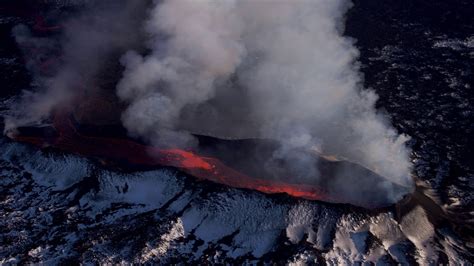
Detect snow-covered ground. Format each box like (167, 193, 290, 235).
(0, 139, 471, 264)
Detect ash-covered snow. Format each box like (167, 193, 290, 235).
(1, 141, 91, 189)
(0, 139, 472, 264)
(1, 0, 473, 264)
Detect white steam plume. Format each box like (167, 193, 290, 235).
(3, 0, 413, 200)
(117, 0, 413, 190)
(117, 0, 246, 146)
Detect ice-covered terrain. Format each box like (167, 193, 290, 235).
(0, 139, 471, 264)
(1, 0, 473, 264)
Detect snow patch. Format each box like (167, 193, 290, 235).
(0, 141, 90, 189)
(400, 205, 436, 264)
(140, 218, 185, 261)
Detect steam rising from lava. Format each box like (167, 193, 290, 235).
(5, 0, 414, 202)
(117, 0, 413, 190)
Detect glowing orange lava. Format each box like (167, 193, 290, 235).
(12, 112, 332, 202)
(160, 149, 213, 170)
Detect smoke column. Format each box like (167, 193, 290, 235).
(117, 0, 413, 194)
(4, 0, 414, 202)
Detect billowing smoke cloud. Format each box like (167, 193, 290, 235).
(5, 0, 413, 202)
(117, 0, 413, 190)
(117, 0, 247, 147)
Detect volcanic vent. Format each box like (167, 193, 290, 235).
(11, 101, 410, 209)
(5, 0, 414, 210)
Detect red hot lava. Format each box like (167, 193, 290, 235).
(10, 111, 409, 209)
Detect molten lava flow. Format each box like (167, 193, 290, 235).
(12, 111, 335, 203)
(12, 111, 408, 209)
(159, 149, 213, 170)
